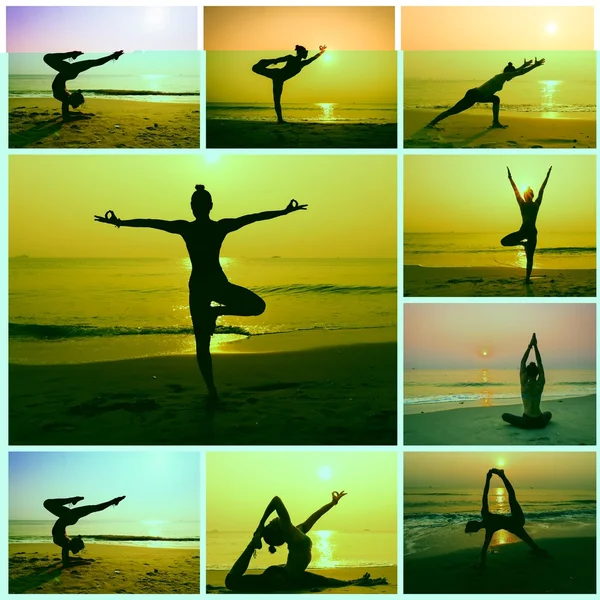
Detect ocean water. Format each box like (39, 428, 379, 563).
(404, 79, 596, 114)
(9, 257, 397, 364)
(9, 73, 199, 103)
(207, 102, 397, 123)
(9, 519, 200, 549)
(404, 488, 596, 557)
(404, 232, 596, 270)
(207, 530, 397, 571)
(404, 369, 596, 414)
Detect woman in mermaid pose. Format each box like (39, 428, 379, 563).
(465, 469, 549, 568)
(252, 45, 327, 123)
(43, 50, 124, 120)
(224, 493, 387, 592)
(502, 333, 551, 429)
(43, 495, 126, 564)
(501, 166, 552, 284)
(94, 185, 307, 401)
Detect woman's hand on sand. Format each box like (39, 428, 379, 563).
(332, 491, 347, 505)
(94, 210, 121, 227)
(319, 45, 327, 54)
(285, 199, 308, 213)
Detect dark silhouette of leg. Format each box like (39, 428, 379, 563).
(501, 230, 526, 246)
(512, 527, 550, 556)
(481, 471, 492, 518)
(489, 95, 504, 127)
(43, 498, 80, 518)
(273, 80, 285, 123)
(70, 52, 123, 76)
(524, 238, 537, 283)
(297, 571, 387, 590)
(71, 496, 125, 519)
(189, 290, 219, 398)
(43, 53, 78, 72)
(427, 91, 478, 127)
(213, 283, 266, 318)
(194, 332, 218, 399)
(225, 538, 277, 592)
(495, 471, 525, 525)
(251, 59, 279, 78)
(502, 412, 551, 429)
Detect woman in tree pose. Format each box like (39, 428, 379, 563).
(501, 166, 552, 283)
(95, 185, 307, 401)
(465, 469, 549, 568)
(251, 45, 327, 123)
(43, 50, 124, 120)
(224, 492, 387, 592)
(43, 495, 126, 564)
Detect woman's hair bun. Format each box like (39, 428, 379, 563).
(195, 184, 205, 191)
(268, 545, 277, 554)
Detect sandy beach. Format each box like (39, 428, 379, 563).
(207, 566, 397, 594)
(9, 330, 397, 446)
(9, 543, 199, 594)
(404, 395, 596, 446)
(9, 98, 200, 149)
(207, 120, 397, 148)
(404, 109, 596, 149)
(404, 265, 596, 297)
(404, 536, 596, 594)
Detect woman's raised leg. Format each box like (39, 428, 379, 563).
(70, 51, 123, 76)
(500, 230, 526, 246)
(71, 496, 125, 519)
(43, 497, 82, 517)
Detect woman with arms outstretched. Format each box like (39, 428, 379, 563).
(465, 469, 548, 568)
(94, 185, 307, 401)
(224, 493, 387, 592)
(427, 58, 545, 129)
(252, 45, 327, 123)
(501, 166, 552, 284)
(43, 50, 124, 120)
(44, 495, 126, 564)
(502, 333, 551, 429)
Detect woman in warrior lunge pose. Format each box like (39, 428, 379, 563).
(224, 493, 387, 592)
(43, 495, 126, 564)
(502, 333, 552, 430)
(427, 57, 545, 129)
(43, 50, 124, 120)
(501, 166, 552, 284)
(465, 469, 549, 568)
(94, 185, 307, 401)
(251, 45, 327, 123)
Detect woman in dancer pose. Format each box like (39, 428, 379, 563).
(43, 495, 126, 564)
(43, 50, 124, 120)
(251, 45, 327, 123)
(501, 166, 552, 283)
(224, 492, 387, 592)
(94, 185, 307, 401)
(465, 469, 549, 568)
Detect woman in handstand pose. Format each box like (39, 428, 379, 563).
(427, 57, 545, 129)
(94, 185, 307, 401)
(43, 495, 126, 564)
(501, 166, 552, 283)
(502, 333, 552, 429)
(224, 493, 387, 592)
(43, 50, 124, 120)
(252, 45, 327, 123)
(465, 469, 549, 568)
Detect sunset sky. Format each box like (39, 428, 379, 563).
(204, 7, 394, 51)
(9, 155, 396, 259)
(402, 7, 594, 51)
(405, 452, 596, 490)
(207, 452, 397, 532)
(9, 452, 200, 522)
(404, 155, 595, 233)
(404, 304, 596, 370)
(207, 51, 397, 104)
(6, 6, 198, 52)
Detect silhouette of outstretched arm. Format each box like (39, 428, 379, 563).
(222, 199, 307, 233)
(520, 335, 534, 384)
(505, 57, 545, 80)
(299, 491, 346, 533)
(301, 46, 326, 68)
(536, 167, 552, 206)
(94, 212, 186, 234)
(254, 496, 296, 538)
(532, 334, 545, 386)
(507, 167, 523, 203)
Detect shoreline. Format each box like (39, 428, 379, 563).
(404, 394, 596, 445)
(9, 543, 200, 594)
(404, 265, 596, 297)
(403, 108, 596, 148)
(9, 97, 200, 148)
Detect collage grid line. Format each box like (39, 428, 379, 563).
(3, 0, 600, 598)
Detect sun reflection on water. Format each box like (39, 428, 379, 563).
(312, 530, 337, 569)
(316, 103, 336, 121)
(539, 80, 561, 111)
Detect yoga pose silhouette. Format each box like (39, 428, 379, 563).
(465, 469, 549, 568)
(501, 166, 552, 283)
(427, 58, 545, 128)
(252, 45, 327, 123)
(502, 333, 551, 429)
(94, 186, 307, 401)
(43, 51, 124, 120)
(43, 495, 126, 564)
(224, 493, 387, 592)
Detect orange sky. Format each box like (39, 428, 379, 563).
(402, 7, 594, 50)
(205, 7, 394, 51)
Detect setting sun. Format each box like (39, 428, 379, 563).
(546, 22, 558, 35)
(318, 465, 333, 481)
